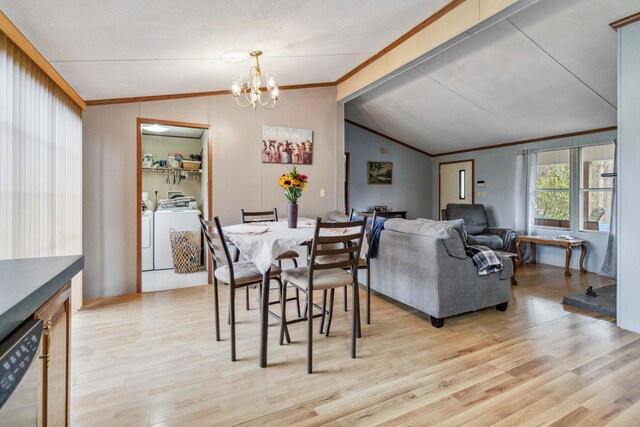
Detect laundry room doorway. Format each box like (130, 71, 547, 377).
(136, 118, 213, 293)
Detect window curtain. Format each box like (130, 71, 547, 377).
(600, 141, 617, 278)
(0, 33, 83, 306)
(514, 150, 536, 262)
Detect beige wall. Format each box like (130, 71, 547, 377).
(83, 86, 339, 299)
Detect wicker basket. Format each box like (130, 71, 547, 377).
(169, 229, 201, 274)
(182, 160, 201, 170)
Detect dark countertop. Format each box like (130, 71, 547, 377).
(0, 255, 84, 342)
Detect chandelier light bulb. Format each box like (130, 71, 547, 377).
(266, 72, 276, 89)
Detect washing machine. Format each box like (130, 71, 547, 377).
(153, 209, 202, 270)
(142, 210, 154, 271)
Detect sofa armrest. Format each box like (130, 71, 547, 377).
(485, 227, 516, 252)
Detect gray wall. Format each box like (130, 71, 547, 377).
(431, 129, 617, 273)
(345, 123, 432, 219)
(83, 87, 339, 299)
(618, 22, 640, 333)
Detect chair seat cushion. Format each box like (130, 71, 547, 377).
(282, 267, 354, 290)
(315, 254, 367, 268)
(215, 261, 281, 286)
(276, 250, 300, 261)
(467, 234, 503, 250)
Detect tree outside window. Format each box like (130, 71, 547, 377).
(535, 149, 570, 228)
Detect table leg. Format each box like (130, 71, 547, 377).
(516, 240, 523, 267)
(259, 267, 271, 368)
(579, 243, 587, 273)
(564, 246, 572, 277)
(531, 243, 537, 264)
(511, 257, 518, 286)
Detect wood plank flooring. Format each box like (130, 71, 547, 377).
(70, 264, 640, 426)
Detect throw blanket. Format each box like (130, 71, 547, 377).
(353, 215, 386, 259)
(466, 245, 503, 276)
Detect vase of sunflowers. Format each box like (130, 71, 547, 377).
(278, 166, 308, 228)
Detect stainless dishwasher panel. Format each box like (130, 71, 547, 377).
(0, 319, 44, 427)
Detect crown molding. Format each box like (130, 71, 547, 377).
(610, 12, 640, 29)
(0, 11, 86, 110)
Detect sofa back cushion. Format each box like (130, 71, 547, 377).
(384, 219, 467, 259)
(418, 218, 468, 247)
(445, 204, 488, 235)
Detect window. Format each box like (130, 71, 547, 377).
(458, 170, 466, 199)
(535, 149, 570, 229)
(532, 143, 614, 232)
(580, 144, 614, 232)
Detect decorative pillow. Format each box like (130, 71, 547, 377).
(385, 219, 467, 259)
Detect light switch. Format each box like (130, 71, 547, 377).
(477, 191, 486, 198)
(320, 189, 326, 197)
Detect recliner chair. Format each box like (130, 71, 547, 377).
(442, 204, 515, 252)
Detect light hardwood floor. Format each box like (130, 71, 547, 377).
(71, 264, 640, 426)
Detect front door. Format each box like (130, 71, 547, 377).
(439, 160, 474, 219)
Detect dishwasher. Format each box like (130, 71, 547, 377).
(0, 319, 44, 426)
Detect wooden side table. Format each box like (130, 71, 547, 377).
(499, 252, 519, 285)
(515, 236, 586, 277)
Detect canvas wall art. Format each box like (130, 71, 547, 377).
(262, 125, 313, 164)
(368, 161, 393, 184)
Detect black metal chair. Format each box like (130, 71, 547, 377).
(280, 217, 366, 373)
(202, 216, 284, 361)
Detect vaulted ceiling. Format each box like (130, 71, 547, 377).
(345, 0, 636, 155)
(0, 0, 451, 100)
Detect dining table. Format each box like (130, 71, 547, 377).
(223, 217, 320, 368)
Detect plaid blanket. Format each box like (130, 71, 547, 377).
(466, 245, 503, 276)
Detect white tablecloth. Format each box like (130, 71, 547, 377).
(223, 218, 318, 273)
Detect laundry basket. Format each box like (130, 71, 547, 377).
(169, 229, 201, 273)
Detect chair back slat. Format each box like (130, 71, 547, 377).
(308, 218, 366, 274)
(203, 217, 234, 272)
(241, 208, 278, 223)
(316, 232, 363, 245)
(316, 246, 358, 256)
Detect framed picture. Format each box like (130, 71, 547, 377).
(368, 161, 393, 184)
(262, 125, 313, 164)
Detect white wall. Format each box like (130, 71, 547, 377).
(617, 22, 640, 333)
(83, 87, 339, 299)
(431, 129, 617, 273)
(345, 123, 432, 218)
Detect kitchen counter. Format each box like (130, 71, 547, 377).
(0, 255, 84, 342)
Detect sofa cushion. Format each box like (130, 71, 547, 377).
(467, 234, 503, 250)
(418, 218, 468, 247)
(384, 219, 466, 259)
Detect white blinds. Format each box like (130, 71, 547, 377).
(0, 33, 83, 308)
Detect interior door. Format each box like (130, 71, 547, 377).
(439, 160, 474, 219)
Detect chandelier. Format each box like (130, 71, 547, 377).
(230, 50, 279, 110)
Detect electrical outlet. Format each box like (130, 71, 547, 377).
(320, 189, 326, 197)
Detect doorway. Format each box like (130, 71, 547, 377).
(439, 160, 474, 219)
(136, 118, 213, 293)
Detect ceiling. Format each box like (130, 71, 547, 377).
(346, 0, 636, 155)
(0, 0, 451, 100)
(141, 124, 205, 139)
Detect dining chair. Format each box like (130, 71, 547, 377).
(203, 216, 284, 361)
(315, 209, 381, 330)
(280, 217, 366, 373)
(241, 208, 302, 316)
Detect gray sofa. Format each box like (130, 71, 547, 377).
(370, 219, 512, 327)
